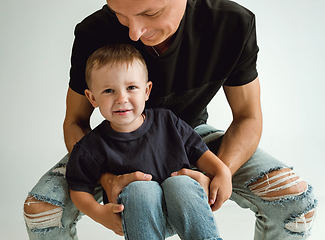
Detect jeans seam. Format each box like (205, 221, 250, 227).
(68, 209, 81, 239)
(232, 189, 267, 240)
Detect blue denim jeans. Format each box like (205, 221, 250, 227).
(117, 176, 221, 240)
(24, 124, 317, 239)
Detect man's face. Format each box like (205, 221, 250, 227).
(107, 0, 187, 46)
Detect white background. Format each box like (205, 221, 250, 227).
(0, 0, 324, 239)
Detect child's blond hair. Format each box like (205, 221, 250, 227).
(85, 44, 148, 88)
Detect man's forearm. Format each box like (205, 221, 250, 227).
(63, 87, 94, 153)
(63, 122, 91, 153)
(217, 116, 262, 175)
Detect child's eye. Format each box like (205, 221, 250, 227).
(127, 86, 137, 90)
(103, 89, 113, 93)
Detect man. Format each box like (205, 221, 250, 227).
(24, 0, 317, 239)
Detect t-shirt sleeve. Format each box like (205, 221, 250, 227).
(69, 27, 101, 95)
(68, 7, 117, 95)
(224, 14, 259, 86)
(66, 143, 102, 194)
(172, 112, 209, 165)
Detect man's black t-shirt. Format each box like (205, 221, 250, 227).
(69, 0, 259, 128)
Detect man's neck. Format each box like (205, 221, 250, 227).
(146, 34, 176, 56)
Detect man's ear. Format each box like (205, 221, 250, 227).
(145, 81, 153, 101)
(84, 89, 98, 108)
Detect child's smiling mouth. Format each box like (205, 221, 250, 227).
(113, 109, 132, 115)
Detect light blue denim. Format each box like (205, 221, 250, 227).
(195, 125, 317, 239)
(117, 176, 221, 240)
(25, 124, 317, 240)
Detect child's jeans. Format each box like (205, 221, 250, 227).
(117, 176, 221, 240)
(24, 124, 317, 240)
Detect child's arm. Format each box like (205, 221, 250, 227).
(70, 190, 124, 236)
(195, 150, 232, 211)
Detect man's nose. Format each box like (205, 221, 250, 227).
(128, 17, 147, 41)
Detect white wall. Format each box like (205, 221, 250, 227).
(0, 0, 324, 239)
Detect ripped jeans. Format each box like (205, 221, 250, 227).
(24, 124, 317, 239)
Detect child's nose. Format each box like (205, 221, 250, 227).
(115, 93, 128, 104)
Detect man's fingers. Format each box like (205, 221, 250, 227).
(171, 168, 206, 181)
(121, 171, 152, 186)
(171, 168, 192, 177)
(211, 195, 228, 212)
(129, 171, 152, 181)
(105, 172, 152, 204)
(111, 204, 124, 213)
(209, 189, 218, 206)
(115, 171, 152, 193)
(171, 168, 211, 198)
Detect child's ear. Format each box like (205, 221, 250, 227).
(85, 89, 98, 108)
(145, 81, 153, 101)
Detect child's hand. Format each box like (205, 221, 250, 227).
(208, 168, 232, 211)
(70, 190, 125, 236)
(194, 150, 233, 211)
(94, 203, 125, 236)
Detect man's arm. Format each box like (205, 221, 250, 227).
(219, 77, 263, 175)
(63, 87, 94, 153)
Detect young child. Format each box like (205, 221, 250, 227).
(66, 44, 232, 239)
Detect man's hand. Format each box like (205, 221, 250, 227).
(171, 168, 211, 201)
(100, 171, 152, 203)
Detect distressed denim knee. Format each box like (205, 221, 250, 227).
(246, 166, 317, 238)
(23, 155, 79, 239)
(232, 148, 318, 239)
(24, 196, 64, 232)
(195, 124, 318, 239)
(24, 154, 103, 239)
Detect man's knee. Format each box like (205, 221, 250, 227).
(284, 208, 316, 236)
(24, 195, 63, 231)
(248, 167, 317, 236)
(248, 168, 308, 201)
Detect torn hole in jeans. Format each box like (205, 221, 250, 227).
(248, 168, 308, 201)
(285, 208, 316, 236)
(24, 207, 63, 230)
(24, 195, 63, 232)
(51, 164, 67, 177)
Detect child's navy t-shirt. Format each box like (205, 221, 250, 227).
(66, 108, 208, 201)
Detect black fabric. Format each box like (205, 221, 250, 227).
(66, 108, 209, 197)
(69, 0, 259, 128)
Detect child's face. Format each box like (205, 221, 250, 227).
(85, 60, 152, 132)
